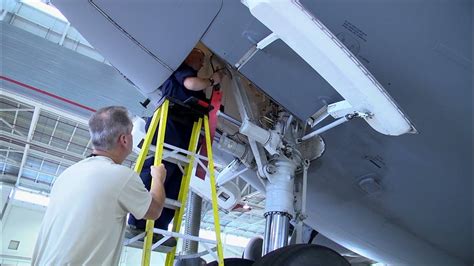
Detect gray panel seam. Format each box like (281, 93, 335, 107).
(200, 0, 224, 41)
(88, 0, 174, 72)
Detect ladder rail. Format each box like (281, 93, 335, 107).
(136, 99, 224, 266)
(204, 115, 224, 266)
(133, 108, 161, 174)
(165, 118, 203, 266)
(142, 100, 170, 266)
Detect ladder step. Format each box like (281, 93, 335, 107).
(124, 240, 174, 254)
(176, 247, 218, 260)
(153, 228, 217, 245)
(123, 229, 217, 254)
(147, 143, 212, 165)
(164, 198, 181, 210)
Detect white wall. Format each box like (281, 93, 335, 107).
(1, 185, 13, 216)
(1, 201, 45, 264)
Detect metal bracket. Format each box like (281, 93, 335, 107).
(235, 33, 279, 70)
(298, 102, 372, 143)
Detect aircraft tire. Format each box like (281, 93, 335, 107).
(253, 244, 350, 266)
(206, 258, 255, 266)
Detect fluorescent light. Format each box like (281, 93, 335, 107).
(13, 189, 50, 207)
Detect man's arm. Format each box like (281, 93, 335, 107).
(183, 71, 224, 91)
(143, 164, 166, 220)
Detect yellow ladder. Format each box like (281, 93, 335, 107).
(132, 99, 224, 266)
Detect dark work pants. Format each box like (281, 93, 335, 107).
(128, 118, 192, 230)
(128, 158, 182, 230)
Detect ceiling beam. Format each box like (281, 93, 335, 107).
(0, 140, 76, 166)
(16, 106, 41, 187)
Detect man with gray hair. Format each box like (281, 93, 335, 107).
(32, 106, 166, 265)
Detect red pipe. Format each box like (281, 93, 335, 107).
(1, 76, 96, 112)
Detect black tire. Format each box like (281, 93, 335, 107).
(253, 244, 350, 266)
(206, 258, 255, 266)
(242, 236, 263, 261)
